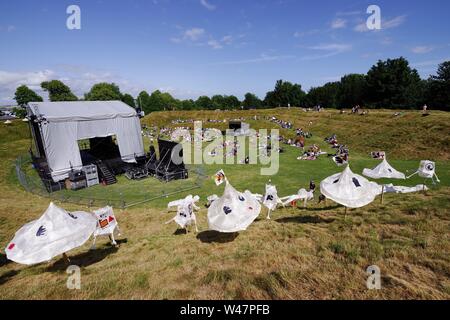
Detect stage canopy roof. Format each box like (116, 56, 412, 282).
(27, 101, 145, 182)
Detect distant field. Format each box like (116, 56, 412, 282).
(143, 108, 450, 161)
(0, 109, 449, 299)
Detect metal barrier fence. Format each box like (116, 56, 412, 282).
(15, 154, 207, 209)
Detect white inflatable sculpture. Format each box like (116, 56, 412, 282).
(280, 189, 314, 207)
(91, 206, 121, 248)
(407, 160, 440, 183)
(206, 194, 219, 208)
(363, 158, 406, 179)
(207, 179, 261, 233)
(320, 165, 381, 208)
(262, 184, 282, 219)
(166, 195, 200, 232)
(382, 184, 428, 194)
(5, 202, 97, 265)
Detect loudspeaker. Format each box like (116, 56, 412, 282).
(155, 139, 188, 181)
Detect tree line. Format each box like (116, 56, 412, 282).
(13, 57, 450, 114)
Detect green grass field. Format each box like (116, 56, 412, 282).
(0, 109, 449, 299)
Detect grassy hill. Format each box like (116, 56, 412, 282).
(0, 109, 449, 299)
(143, 108, 450, 161)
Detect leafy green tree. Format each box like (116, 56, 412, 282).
(148, 90, 164, 111)
(12, 107, 27, 118)
(41, 80, 78, 101)
(150, 90, 177, 111)
(137, 91, 151, 113)
(223, 95, 241, 110)
(366, 57, 422, 109)
(160, 92, 179, 110)
(14, 85, 43, 106)
(211, 95, 225, 110)
(338, 74, 367, 108)
(306, 82, 340, 108)
(264, 80, 306, 107)
(180, 99, 196, 110)
(195, 96, 212, 110)
(426, 61, 450, 111)
(85, 83, 122, 101)
(121, 93, 136, 108)
(243, 92, 262, 109)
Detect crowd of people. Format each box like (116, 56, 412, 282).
(267, 116, 293, 129)
(324, 134, 349, 166)
(298, 144, 326, 161)
(144, 114, 359, 169)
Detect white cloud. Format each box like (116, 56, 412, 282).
(207, 39, 223, 49)
(213, 53, 295, 65)
(307, 43, 352, 52)
(170, 37, 182, 43)
(0, 66, 213, 104)
(383, 15, 407, 29)
(354, 15, 407, 32)
(336, 10, 361, 16)
(221, 35, 233, 44)
(413, 58, 449, 68)
(411, 46, 434, 54)
(331, 18, 347, 29)
(354, 22, 368, 32)
(0, 70, 54, 102)
(184, 27, 205, 41)
(294, 29, 320, 38)
(0, 67, 145, 104)
(301, 43, 352, 60)
(171, 28, 240, 50)
(200, 0, 216, 11)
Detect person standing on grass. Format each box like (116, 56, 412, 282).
(423, 104, 428, 115)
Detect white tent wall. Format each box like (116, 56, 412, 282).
(29, 101, 145, 182)
(41, 121, 81, 181)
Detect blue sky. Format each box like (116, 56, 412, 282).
(0, 0, 449, 104)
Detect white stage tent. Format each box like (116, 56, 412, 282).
(27, 101, 145, 182)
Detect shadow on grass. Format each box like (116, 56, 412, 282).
(276, 215, 335, 224)
(0, 253, 12, 267)
(304, 205, 341, 212)
(46, 245, 120, 272)
(173, 228, 187, 235)
(196, 231, 239, 243)
(0, 270, 19, 285)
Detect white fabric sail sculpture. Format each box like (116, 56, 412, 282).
(263, 184, 281, 211)
(320, 166, 381, 208)
(407, 160, 440, 183)
(206, 194, 219, 208)
(5, 202, 97, 265)
(91, 206, 121, 248)
(262, 184, 282, 219)
(363, 158, 406, 179)
(382, 184, 428, 194)
(207, 181, 261, 233)
(280, 189, 314, 207)
(166, 195, 200, 232)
